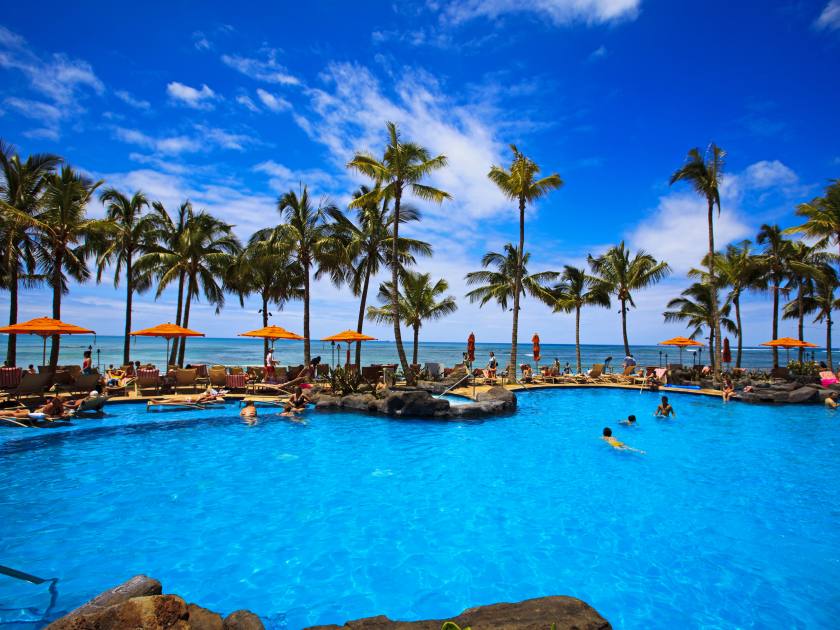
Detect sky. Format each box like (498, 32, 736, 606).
(1, 0, 839, 346)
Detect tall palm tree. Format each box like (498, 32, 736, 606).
(798, 264, 840, 370)
(270, 186, 335, 366)
(347, 122, 451, 385)
(547, 265, 610, 374)
(97, 189, 156, 365)
(787, 179, 840, 258)
(782, 241, 829, 361)
(588, 242, 670, 356)
(328, 185, 431, 370)
(663, 282, 736, 354)
(36, 166, 104, 368)
(226, 232, 305, 358)
(487, 145, 563, 371)
(757, 224, 793, 368)
(367, 271, 457, 366)
(670, 143, 726, 381)
(0, 140, 61, 365)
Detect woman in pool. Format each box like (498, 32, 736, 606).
(655, 396, 676, 418)
(602, 427, 644, 453)
(288, 386, 309, 411)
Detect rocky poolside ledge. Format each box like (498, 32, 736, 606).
(46, 575, 611, 630)
(310, 385, 516, 419)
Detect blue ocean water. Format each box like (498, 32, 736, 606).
(0, 334, 829, 371)
(1, 389, 838, 628)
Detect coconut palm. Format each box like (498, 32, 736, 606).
(756, 224, 793, 368)
(670, 143, 726, 381)
(546, 265, 610, 374)
(797, 265, 840, 370)
(787, 179, 840, 258)
(36, 166, 104, 368)
(663, 282, 736, 354)
(588, 242, 670, 356)
(0, 140, 61, 365)
(782, 241, 830, 360)
(347, 122, 451, 385)
(97, 189, 157, 365)
(226, 232, 305, 358)
(328, 185, 431, 370)
(487, 145, 563, 371)
(367, 271, 457, 366)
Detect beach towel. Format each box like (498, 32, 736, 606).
(819, 370, 837, 387)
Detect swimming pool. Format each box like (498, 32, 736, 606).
(1, 390, 838, 628)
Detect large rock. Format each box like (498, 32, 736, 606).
(340, 393, 378, 412)
(303, 595, 610, 630)
(788, 386, 819, 403)
(188, 604, 224, 630)
(48, 595, 190, 630)
(48, 574, 162, 623)
(223, 610, 265, 630)
(314, 394, 342, 410)
(476, 386, 517, 409)
(374, 389, 451, 417)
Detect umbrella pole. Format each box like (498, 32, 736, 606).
(42, 337, 46, 367)
(165, 338, 170, 372)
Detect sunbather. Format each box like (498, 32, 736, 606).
(64, 390, 101, 411)
(150, 386, 224, 406)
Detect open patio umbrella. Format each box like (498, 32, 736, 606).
(467, 332, 475, 363)
(322, 330, 377, 367)
(659, 336, 704, 366)
(130, 323, 204, 370)
(761, 337, 818, 364)
(239, 325, 304, 341)
(0, 317, 96, 365)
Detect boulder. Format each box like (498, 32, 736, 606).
(223, 610, 265, 630)
(375, 389, 450, 417)
(314, 395, 342, 410)
(775, 382, 800, 392)
(476, 386, 517, 409)
(416, 380, 447, 394)
(48, 574, 162, 623)
(340, 393, 378, 412)
(188, 604, 225, 630)
(48, 595, 190, 630)
(303, 595, 610, 630)
(788, 386, 819, 403)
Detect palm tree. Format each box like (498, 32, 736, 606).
(670, 143, 726, 381)
(783, 241, 829, 361)
(269, 186, 335, 367)
(367, 271, 457, 365)
(226, 232, 304, 358)
(757, 224, 793, 368)
(547, 265, 610, 374)
(798, 265, 840, 370)
(663, 282, 736, 354)
(0, 140, 61, 365)
(97, 189, 156, 365)
(36, 166, 104, 368)
(487, 145, 563, 371)
(588, 242, 670, 356)
(328, 185, 431, 370)
(787, 179, 840, 258)
(347, 122, 451, 385)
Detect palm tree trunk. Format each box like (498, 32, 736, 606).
(178, 276, 194, 368)
(709, 328, 716, 370)
(621, 299, 630, 356)
(355, 263, 372, 371)
(827, 308, 833, 372)
(412, 324, 420, 366)
(48, 251, 63, 370)
(575, 305, 582, 374)
(391, 187, 411, 384)
(797, 284, 805, 362)
(771, 283, 780, 368)
(707, 198, 722, 383)
(5, 263, 18, 366)
(262, 294, 269, 359)
(303, 258, 311, 367)
(734, 294, 743, 368)
(170, 271, 185, 366)
(123, 254, 133, 366)
(510, 196, 525, 378)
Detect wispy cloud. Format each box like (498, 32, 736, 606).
(253, 160, 336, 194)
(115, 89, 151, 110)
(256, 88, 291, 112)
(112, 124, 256, 155)
(221, 48, 300, 85)
(236, 94, 260, 112)
(439, 0, 641, 26)
(166, 81, 217, 110)
(815, 1, 840, 30)
(588, 45, 608, 61)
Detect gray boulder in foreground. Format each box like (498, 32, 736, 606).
(303, 595, 611, 630)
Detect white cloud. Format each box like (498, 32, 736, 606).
(113, 124, 255, 154)
(23, 127, 60, 141)
(815, 1, 840, 30)
(256, 88, 291, 112)
(195, 125, 255, 151)
(4, 97, 62, 123)
(588, 45, 608, 61)
(253, 160, 336, 194)
(236, 94, 259, 112)
(221, 49, 300, 85)
(166, 81, 217, 109)
(441, 0, 641, 26)
(743, 160, 798, 189)
(115, 90, 151, 110)
(193, 31, 211, 50)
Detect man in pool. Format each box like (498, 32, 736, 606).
(825, 392, 839, 409)
(602, 427, 644, 453)
(619, 414, 637, 426)
(655, 396, 676, 418)
(240, 400, 257, 419)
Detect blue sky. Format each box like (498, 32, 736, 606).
(1, 0, 839, 345)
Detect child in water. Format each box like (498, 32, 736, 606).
(602, 427, 645, 453)
(655, 396, 676, 418)
(619, 414, 637, 426)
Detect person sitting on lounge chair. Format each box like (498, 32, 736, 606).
(64, 390, 101, 411)
(36, 396, 68, 419)
(563, 362, 572, 375)
(520, 364, 533, 383)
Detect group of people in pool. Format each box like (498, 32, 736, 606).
(239, 386, 311, 425)
(601, 395, 677, 454)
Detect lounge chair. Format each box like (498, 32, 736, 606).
(225, 373, 248, 391)
(175, 368, 198, 393)
(424, 362, 442, 380)
(135, 368, 161, 396)
(316, 364, 329, 380)
(770, 366, 790, 380)
(194, 364, 210, 387)
(361, 365, 380, 382)
(58, 371, 101, 395)
(5, 372, 52, 401)
(586, 364, 604, 381)
(209, 366, 227, 388)
(0, 367, 22, 389)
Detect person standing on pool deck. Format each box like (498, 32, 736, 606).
(487, 352, 498, 378)
(602, 427, 645, 453)
(265, 347, 276, 382)
(655, 396, 676, 418)
(623, 353, 636, 370)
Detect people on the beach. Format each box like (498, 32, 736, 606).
(604, 356, 613, 373)
(602, 427, 644, 453)
(825, 392, 839, 409)
(563, 361, 572, 375)
(82, 349, 94, 375)
(487, 352, 498, 378)
(722, 376, 735, 403)
(520, 364, 533, 383)
(623, 354, 637, 370)
(619, 414, 637, 426)
(655, 395, 676, 418)
(265, 348, 276, 381)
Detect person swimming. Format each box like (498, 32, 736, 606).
(825, 392, 839, 409)
(655, 396, 676, 418)
(240, 400, 257, 418)
(602, 427, 644, 453)
(619, 414, 637, 426)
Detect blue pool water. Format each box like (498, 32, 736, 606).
(1, 390, 839, 629)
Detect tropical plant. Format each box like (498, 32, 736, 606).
(367, 271, 457, 366)
(787, 179, 840, 257)
(782, 241, 828, 360)
(797, 264, 840, 370)
(97, 189, 156, 365)
(36, 166, 104, 368)
(588, 242, 670, 356)
(487, 145, 563, 371)
(670, 143, 726, 381)
(0, 140, 61, 365)
(756, 224, 793, 368)
(347, 122, 451, 385)
(663, 282, 736, 362)
(329, 185, 431, 369)
(547, 265, 610, 373)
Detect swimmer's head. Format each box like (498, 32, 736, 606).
(661, 396, 669, 404)
(603, 427, 612, 437)
(628, 415, 636, 423)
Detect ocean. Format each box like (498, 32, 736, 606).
(0, 335, 830, 371)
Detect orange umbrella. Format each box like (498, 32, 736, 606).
(239, 325, 304, 341)
(467, 332, 475, 363)
(532, 333, 541, 364)
(131, 323, 204, 369)
(0, 317, 95, 365)
(659, 336, 704, 365)
(761, 337, 818, 363)
(322, 330, 377, 367)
